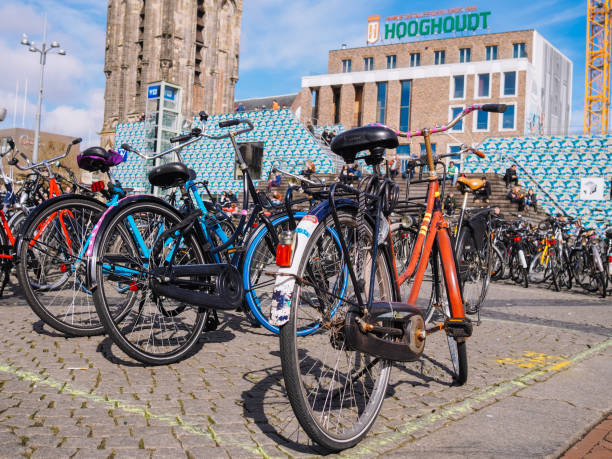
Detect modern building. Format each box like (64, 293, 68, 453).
(296, 29, 572, 166)
(101, 0, 243, 149)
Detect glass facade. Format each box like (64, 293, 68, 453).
(450, 107, 463, 131)
(376, 82, 387, 123)
(399, 80, 411, 131)
(476, 110, 489, 130)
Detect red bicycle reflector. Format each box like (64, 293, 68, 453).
(252, 222, 259, 228)
(60, 264, 67, 273)
(513, 236, 522, 242)
(608, 255, 612, 263)
(264, 211, 271, 217)
(549, 239, 557, 245)
(91, 180, 105, 192)
(129, 282, 138, 292)
(276, 230, 294, 267)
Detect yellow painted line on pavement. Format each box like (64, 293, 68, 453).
(0, 365, 266, 457)
(496, 351, 570, 369)
(351, 338, 612, 456)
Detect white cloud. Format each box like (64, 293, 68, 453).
(43, 89, 104, 147)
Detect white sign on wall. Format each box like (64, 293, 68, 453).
(579, 176, 605, 201)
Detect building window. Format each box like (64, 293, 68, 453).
(434, 50, 445, 65)
(410, 52, 420, 67)
(364, 57, 373, 71)
(459, 48, 471, 63)
(485, 45, 498, 60)
(475, 110, 489, 131)
(513, 43, 527, 58)
(311, 88, 319, 125)
(503, 71, 517, 96)
(399, 80, 411, 131)
(376, 82, 387, 124)
(452, 75, 465, 99)
(477, 73, 490, 98)
(420, 143, 436, 155)
(397, 145, 411, 173)
(332, 87, 341, 124)
(342, 59, 351, 73)
(450, 106, 464, 131)
(386, 55, 396, 69)
(448, 144, 462, 170)
(501, 104, 516, 130)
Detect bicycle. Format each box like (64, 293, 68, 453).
(273, 103, 507, 451)
(85, 115, 319, 364)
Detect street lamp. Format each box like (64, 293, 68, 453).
(20, 32, 66, 163)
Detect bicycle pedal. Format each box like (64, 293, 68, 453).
(444, 317, 473, 338)
(227, 246, 246, 254)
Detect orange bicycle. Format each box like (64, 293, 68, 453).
(272, 103, 507, 451)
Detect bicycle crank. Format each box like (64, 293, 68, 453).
(150, 263, 243, 311)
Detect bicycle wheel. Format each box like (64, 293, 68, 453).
(90, 198, 208, 365)
(8, 210, 26, 237)
(279, 211, 393, 451)
(490, 243, 505, 281)
(510, 249, 529, 288)
(528, 250, 551, 285)
(17, 196, 107, 336)
(243, 212, 313, 333)
(456, 226, 490, 314)
(430, 241, 468, 385)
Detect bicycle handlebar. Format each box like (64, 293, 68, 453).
(122, 118, 254, 161)
(11, 137, 82, 171)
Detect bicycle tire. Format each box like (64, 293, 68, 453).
(16, 196, 108, 336)
(510, 249, 529, 288)
(89, 197, 208, 365)
(279, 210, 392, 451)
(455, 226, 489, 314)
(490, 243, 505, 281)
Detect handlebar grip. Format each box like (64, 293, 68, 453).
(121, 143, 132, 151)
(481, 104, 507, 113)
(7, 158, 17, 166)
(472, 148, 485, 158)
(71, 137, 83, 145)
(218, 119, 241, 128)
(20, 152, 28, 160)
(169, 134, 192, 144)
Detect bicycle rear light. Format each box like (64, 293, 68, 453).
(513, 236, 522, 242)
(91, 180, 105, 192)
(276, 230, 294, 267)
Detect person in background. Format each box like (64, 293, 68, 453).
(348, 163, 362, 180)
(266, 169, 282, 192)
(306, 120, 315, 135)
(504, 164, 519, 188)
(388, 154, 399, 179)
(271, 191, 282, 205)
(447, 160, 458, 186)
(235, 103, 245, 112)
(473, 176, 491, 204)
(301, 160, 316, 179)
(329, 130, 337, 143)
(444, 192, 457, 215)
(228, 191, 238, 203)
(219, 191, 230, 207)
(272, 99, 280, 110)
(321, 128, 331, 144)
(507, 185, 525, 211)
(525, 189, 537, 211)
(339, 164, 350, 183)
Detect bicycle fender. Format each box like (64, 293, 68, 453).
(270, 199, 357, 327)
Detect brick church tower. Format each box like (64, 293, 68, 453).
(100, 0, 242, 148)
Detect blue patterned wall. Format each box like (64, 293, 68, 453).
(464, 135, 612, 231)
(112, 109, 335, 194)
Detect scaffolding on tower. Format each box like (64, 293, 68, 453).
(584, 0, 611, 135)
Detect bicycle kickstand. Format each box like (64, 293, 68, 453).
(0, 264, 10, 297)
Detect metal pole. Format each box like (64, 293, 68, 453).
(32, 47, 46, 164)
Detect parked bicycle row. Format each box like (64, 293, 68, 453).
(0, 104, 608, 451)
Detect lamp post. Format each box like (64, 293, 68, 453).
(20, 30, 66, 163)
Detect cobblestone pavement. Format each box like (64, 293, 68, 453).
(0, 282, 610, 458)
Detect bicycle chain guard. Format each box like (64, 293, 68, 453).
(345, 302, 425, 362)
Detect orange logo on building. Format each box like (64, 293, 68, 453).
(367, 15, 380, 44)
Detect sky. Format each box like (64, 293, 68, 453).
(0, 0, 587, 144)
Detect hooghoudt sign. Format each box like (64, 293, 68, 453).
(367, 6, 491, 44)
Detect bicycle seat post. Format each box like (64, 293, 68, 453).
(423, 129, 436, 180)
